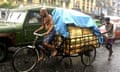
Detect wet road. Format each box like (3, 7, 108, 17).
(0, 40, 120, 72)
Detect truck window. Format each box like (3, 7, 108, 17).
(7, 11, 27, 23)
(28, 11, 41, 25)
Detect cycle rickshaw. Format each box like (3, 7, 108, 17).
(12, 8, 101, 72)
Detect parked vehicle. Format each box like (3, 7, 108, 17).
(0, 6, 54, 62)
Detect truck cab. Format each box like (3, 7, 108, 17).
(0, 6, 54, 62)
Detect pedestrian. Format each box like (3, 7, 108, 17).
(99, 17, 114, 61)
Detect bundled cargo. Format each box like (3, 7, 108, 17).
(52, 8, 102, 55)
(62, 25, 99, 55)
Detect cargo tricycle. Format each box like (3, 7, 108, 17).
(12, 8, 101, 72)
(12, 24, 100, 72)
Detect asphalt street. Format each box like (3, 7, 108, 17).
(0, 40, 120, 72)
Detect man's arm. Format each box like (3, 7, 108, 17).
(98, 23, 105, 27)
(102, 24, 113, 34)
(34, 25, 44, 33)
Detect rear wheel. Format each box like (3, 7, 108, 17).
(0, 43, 7, 62)
(12, 46, 40, 72)
(81, 45, 96, 66)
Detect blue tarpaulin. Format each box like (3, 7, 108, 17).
(52, 8, 103, 44)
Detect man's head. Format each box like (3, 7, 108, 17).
(40, 8, 48, 17)
(105, 17, 110, 23)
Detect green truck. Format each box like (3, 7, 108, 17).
(0, 6, 54, 61)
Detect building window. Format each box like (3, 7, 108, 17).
(0, 0, 4, 1)
(118, 3, 120, 7)
(17, 0, 23, 3)
(112, 2, 115, 6)
(50, 0, 56, 6)
(18, 0, 23, 1)
(27, 0, 32, 3)
(59, 0, 63, 7)
(65, 0, 70, 8)
(87, 0, 90, 2)
(73, 0, 80, 8)
(91, 0, 93, 3)
(39, 0, 41, 3)
(82, 6, 85, 11)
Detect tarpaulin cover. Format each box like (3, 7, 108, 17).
(52, 8, 103, 44)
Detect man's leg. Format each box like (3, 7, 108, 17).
(105, 39, 113, 60)
(35, 41, 45, 62)
(44, 42, 57, 56)
(43, 29, 57, 56)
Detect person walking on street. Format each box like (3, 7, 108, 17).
(99, 17, 114, 61)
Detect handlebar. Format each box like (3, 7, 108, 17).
(33, 32, 45, 37)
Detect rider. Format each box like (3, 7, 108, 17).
(34, 8, 57, 57)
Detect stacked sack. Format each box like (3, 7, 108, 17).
(64, 25, 99, 55)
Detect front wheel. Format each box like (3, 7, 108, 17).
(81, 45, 96, 66)
(12, 46, 39, 72)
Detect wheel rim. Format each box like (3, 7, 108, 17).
(12, 47, 38, 72)
(81, 45, 96, 66)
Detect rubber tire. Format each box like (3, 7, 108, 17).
(81, 45, 96, 66)
(0, 43, 7, 62)
(12, 47, 39, 72)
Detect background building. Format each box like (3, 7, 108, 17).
(0, 0, 116, 16)
(0, 0, 7, 4)
(113, 0, 120, 16)
(95, 0, 114, 16)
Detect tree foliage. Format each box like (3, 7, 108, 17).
(0, 2, 16, 8)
